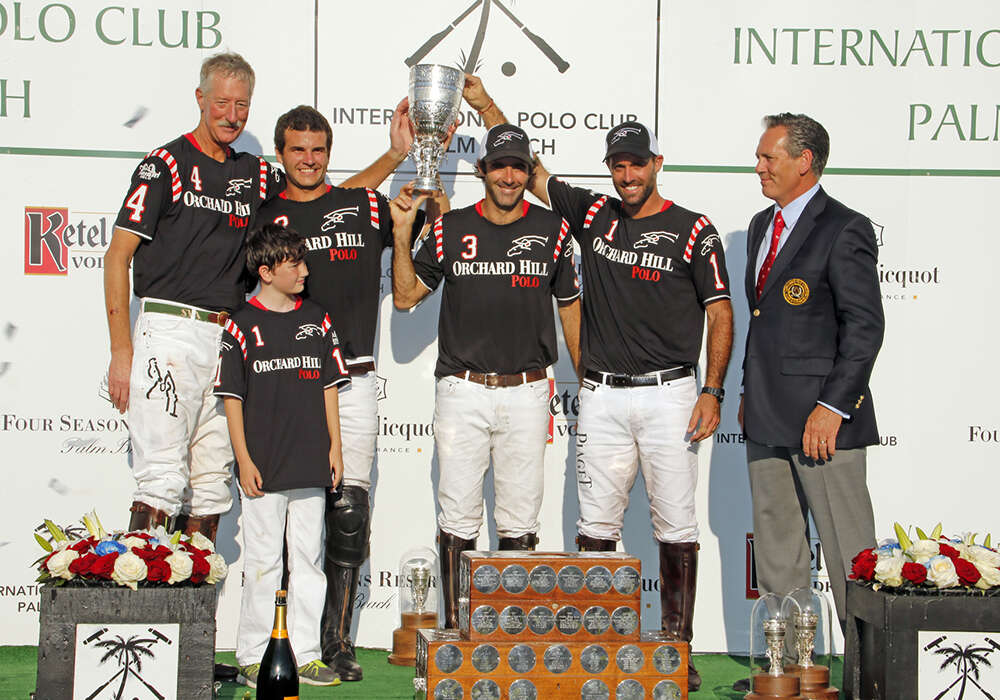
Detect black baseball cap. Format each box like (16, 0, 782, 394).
(479, 124, 534, 167)
(603, 121, 661, 161)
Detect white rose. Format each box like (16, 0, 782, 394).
(974, 561, 1000, 590)
(874, 551, 905, 587)
(205, 553, 228, 584)
(46, 549, 79, 580)
(188, 532, 215, 553)
(112, 552, 148, 591)
(121, 536, 148, 552)
(968, 546, 1000, 569)
(926, 555, 960, 589)
(905, 539, 940, 564)
(165, 550, 193, 584)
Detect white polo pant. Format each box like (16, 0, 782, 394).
(575, 375, 700, 543)
(236, 487, 326, 667)
(128, 301, 233, 517)
(434, 376, 550, 541)
(338, 369, 378, 490)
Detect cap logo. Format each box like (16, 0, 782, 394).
(609, 126, 642, 144)
(492, 130, 525, 146)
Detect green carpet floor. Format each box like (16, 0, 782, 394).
(3, 646, 846, 698)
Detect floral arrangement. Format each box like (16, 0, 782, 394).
(851, 523, 1000, 592)
(34, 511, 227, 590)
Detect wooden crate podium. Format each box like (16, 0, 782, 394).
(416, 551, 688, 699)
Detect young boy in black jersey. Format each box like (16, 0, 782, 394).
(215, 224, 350, 688)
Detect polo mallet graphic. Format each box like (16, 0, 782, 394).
(405, 0, 570, 73)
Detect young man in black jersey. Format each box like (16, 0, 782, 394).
(391, 124, 581, 630)
(215, 224, 349, 688)
(256, 104, 441, 681)
(104, 52, 283, 543)
(463, 78, 733, 692)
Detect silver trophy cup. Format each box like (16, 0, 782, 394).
(408, 64, 464, 192)
(410, 563, 431, 614)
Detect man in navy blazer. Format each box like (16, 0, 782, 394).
(740, 113, 883, 628)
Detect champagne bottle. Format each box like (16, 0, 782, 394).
(257, 590, 299, 699)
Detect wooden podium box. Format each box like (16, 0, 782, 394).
(415, 629, 688, 699)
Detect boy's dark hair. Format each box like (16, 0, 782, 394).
(246, 224, 307, 277)
(274, 105, 333, 152)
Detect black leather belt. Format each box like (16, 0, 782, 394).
(347, 361, 375, 376)
(584, 366, 693, 387)
(453, 368, 547, 388)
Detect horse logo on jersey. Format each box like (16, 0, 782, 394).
(295, 324, 325, 340)
(699, 232, 722, 256)
(145, 358, 178, 417)
(138, 163, 160, 180)
(633, 231, 679, 249)
(321, 207, 360, 231)
(226, 178, 253, 197)
(507, 235, 548, 257)
(609, 126, 642, 144)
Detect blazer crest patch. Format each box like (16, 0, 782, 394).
(782, 278, 810, 306)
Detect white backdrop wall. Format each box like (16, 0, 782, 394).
(1, 0, 997, 655)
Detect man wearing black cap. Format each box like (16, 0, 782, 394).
(463, 78, 732, 692)
(391, 123, 581, 629)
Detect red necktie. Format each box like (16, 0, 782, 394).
(755, 211, 785, 299)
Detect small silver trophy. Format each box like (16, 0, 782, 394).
(763, 617, 787, 676)
(407, 64, 464, 192)
(410, 562, 431, 614)
(794, 610, 818, 668)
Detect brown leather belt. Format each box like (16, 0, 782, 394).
(453, 368, 547, 388)
(347, 361, 376, 376)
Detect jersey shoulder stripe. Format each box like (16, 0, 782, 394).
(257, 158, 268, 199)
(223, 319, 248, 360)
(365, 188, 380, 229)
(583, 196, 608, 230)
(553, 218, 570, 262)
(682, 215, 712, 263)
(321, 313, 332, 335)
(433, 215, 444, 262)
(147, 148, 182, 202)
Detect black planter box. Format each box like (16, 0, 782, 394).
(35, 584, 217, 700)
(843, 582, 1000, 699)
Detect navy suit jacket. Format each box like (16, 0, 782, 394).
(742, 186, 884, 449)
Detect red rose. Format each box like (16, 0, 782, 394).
(146, 559, 171, 582)
(939, 543, 960, 560)
(69, 553, 99, 576)
(850, 549, 877, 580)
(901, 562, 927, 585)
(133, 545, 172, 562)
(955, 558, 981, 586)
(190, 555, 210, 584)
(90, 553, 118, 578)
(69, 540, 92, 553)
(181, 542, 211, 558)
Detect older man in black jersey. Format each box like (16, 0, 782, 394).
(391, 124, 581, 630)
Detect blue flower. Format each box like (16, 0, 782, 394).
(95, 540, 127, 556)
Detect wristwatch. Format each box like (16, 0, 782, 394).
(701, 386, 725, 403)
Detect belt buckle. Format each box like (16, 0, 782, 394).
(608, 373, 629, 388)
(216, 311, 229, 326)
(484, 372, 500, 389)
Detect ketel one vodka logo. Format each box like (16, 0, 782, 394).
(404, 0, 570, 75)
(24, 207, 113, 275)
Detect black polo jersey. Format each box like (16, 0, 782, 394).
(412, 200, 580, 377)
(547, 177, 730, 375)
(214, 297, 350, 492)
(114, 133, 282, 313)
(257, 186, 418, 361)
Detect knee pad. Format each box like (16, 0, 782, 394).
(325, 486, 371, 567)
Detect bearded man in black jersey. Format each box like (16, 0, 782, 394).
(463, 78, 733, 692)
(257, 103, 435, 681)
(391, 124, 581, 630)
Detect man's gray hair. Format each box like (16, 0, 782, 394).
(199, 52, 255, 96)
(763, 113, 829, 178)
